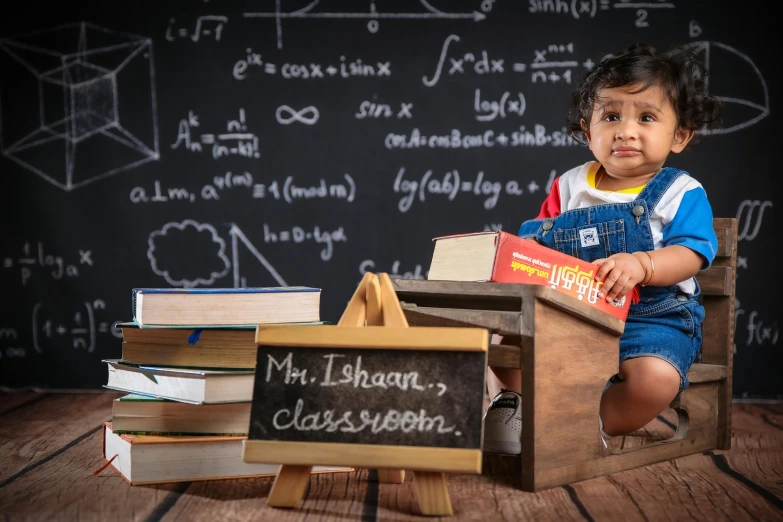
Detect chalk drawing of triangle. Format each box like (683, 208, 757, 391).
(229, 223, 288, 287)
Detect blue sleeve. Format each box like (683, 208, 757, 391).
(661, 187, 718, 269)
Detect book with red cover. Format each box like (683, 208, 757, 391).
(427, 230, 632, 321)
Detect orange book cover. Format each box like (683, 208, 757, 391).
(432, 231, 632, 321)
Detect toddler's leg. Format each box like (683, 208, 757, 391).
(487, 333, 522, 397)
(483, 335, 524, 454)
(600, 356, 680, 436)
(487, 366, 521, 398)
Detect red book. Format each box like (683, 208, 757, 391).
(427, 230, 632, 321)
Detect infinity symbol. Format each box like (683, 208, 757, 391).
(276, 105, 320, 125)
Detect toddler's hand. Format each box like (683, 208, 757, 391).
(593, 253, 646, 301)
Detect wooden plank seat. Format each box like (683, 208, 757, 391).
(391, 218, 737, 491)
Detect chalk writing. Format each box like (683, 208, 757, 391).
(3, 242, 93, 285)
(171, 109, 260, 159)
(130, 181, 198, 203)
(393, 167, 527, 212)
(359, 260, 427, 280)
(355, 100, 414, 119)
(263, 224, 347, 262)
(529, 43, 579, 84)
(474, 89, 526, 121)
(423, 34, 504, 87)
(268, 352, 448, 395)
(736, 300, 779, 348)
(165, 15, 227, 43)
(384, 125, 580, 150)
(256, 174, 356, 203)
(32, 300, 122, 354)
(130, 173, 356, 204)
(416, 38, 769, 134)
(271, 400, 457, 435)
(263, 351, 456, 436)
(0, 329, 25, 364)
(233, 51, 392, 81)
(736, 199, 772, 241)
(424, 36, 584, 87)
(527, 0, 675, 22)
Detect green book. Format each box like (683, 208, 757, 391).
(111, 393, 252, 435)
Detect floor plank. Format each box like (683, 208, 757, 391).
(716, 448, 783, 500)
(731, 403, 783, 451)
(0, 427, 183, 522)
(574, 455, 783, 522)
(1, 393, 781, 521)
(161, 468, 372, 521)
(0, 392, 121, 483)
(0, 390, 48, 416)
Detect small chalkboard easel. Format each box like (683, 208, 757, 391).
(247, 272, 486, 516)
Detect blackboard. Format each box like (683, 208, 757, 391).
(249, 344, 486, 448)
(1, 1, 780, 398)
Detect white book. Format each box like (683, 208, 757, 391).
(131, 286, 321, 327)
(102, 423, 353, 485)
(103, 359, 254, 404)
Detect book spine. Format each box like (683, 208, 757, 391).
(131, 289, 141, 326)
(493, 232, 506, 274)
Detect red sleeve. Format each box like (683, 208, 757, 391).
(536, 178, 562, 218)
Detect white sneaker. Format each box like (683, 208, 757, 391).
(483, 389, 522, 455)
(598, 416, 610, 449)
(599, 376, 620, 450)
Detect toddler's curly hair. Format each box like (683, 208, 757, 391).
(566, 43, 724, 148)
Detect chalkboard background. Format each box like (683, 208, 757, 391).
(249, 345, 486, 448)
(1, 1, 780, 398)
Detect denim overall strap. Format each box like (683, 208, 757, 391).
(631, 168, 688, 299)
(635, 168, 685, 222)
(624, 168, 684, 253)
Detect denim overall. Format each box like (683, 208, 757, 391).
(518, 167, 703, 391)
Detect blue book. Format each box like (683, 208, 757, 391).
(131, 286, 321, 328)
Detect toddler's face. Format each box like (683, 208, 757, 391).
(583, 83, 692, 186)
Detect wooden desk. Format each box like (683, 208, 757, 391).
(1, 391, 781, 521)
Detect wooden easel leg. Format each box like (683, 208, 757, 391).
(377, 469, 405, 483)
(267, 464, 313, 508)
(413, 471, 453, 516)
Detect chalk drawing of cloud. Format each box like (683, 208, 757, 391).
(147, 219, 230, 287)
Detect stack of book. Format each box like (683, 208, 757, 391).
(99, 286, 349, 485)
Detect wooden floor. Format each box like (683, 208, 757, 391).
(1, 391, 781, 521)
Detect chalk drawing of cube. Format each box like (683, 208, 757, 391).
(0, 22, 159, 191)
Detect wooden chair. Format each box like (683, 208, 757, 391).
(391, 218, 737, 491)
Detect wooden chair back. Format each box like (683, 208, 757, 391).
(693, 217, 738, 449)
